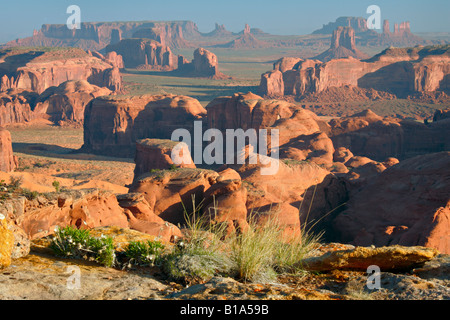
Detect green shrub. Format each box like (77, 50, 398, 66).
(228, 215, 281, 283)
(161, 197, 233, 283)
(52, 180, 60, 193)
(273, 228, 322, 275)
(124, 240, 165, 267)
(50, 226, 116, 267)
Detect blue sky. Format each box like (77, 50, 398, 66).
(0, 0, 449, 43)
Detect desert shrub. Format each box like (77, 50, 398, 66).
(124, 240, 165, 267)
(228, 215, 281, 283)
(50, 226, 116, 267)
(21, 189, 40, 200)
(273, 228, 323, 275)
(9, 176, 23, 191)
(161, 197, 233, 283)
(52, 180, 60, 193)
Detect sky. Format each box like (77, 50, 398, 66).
(0, 0, 449, 44)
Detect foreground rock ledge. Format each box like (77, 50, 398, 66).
(300, 246, 439, 272)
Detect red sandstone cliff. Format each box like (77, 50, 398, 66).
(82, 94, 207, 157)
(176, 48, 231, 79)
(0, 48, 122, 94)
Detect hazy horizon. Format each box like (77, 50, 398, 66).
(1, 0, 449, 44)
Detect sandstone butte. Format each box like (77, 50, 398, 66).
(313, 26, 370, 62)
(81, 94, 207, 157)
(214, 24, 270, 49)
(176, 47, 232, 79)
(105, 38, 176, 70)
(260, 45, 450, 98)
(0, 47, 123, 94)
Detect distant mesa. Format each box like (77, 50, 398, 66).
(202, 23, 234, 37)
(313, 16, 428, 47)
(313, 17, 370, 35)
(176, 47, 232, 79)
(214, 24, 270, 49)
(1, 21, 197, 51)
(313, 26, 370, 62)
(105, 38, 176, 70)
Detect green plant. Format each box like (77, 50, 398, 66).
(52, 180, 60, 193)
(161, 196, 233, 284)
(9, 176, 23, 191)
(50, 226, 116, 267)
(228, 214, 281, 283)
(273, 228, 323, 275)
(124, 240, 165, 267)
(21, 189, 40, 200)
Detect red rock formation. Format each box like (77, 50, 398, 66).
(329, 109, 450, 161)
(312, 16, 427, 47)
(33, 80, 111, 125)
(133, 139, 196, 181)
(259, 70, 284, 96)
(0, 48, 122, 94)
(202, 170, 248, 230)
(176, 48, 231, 79)
(223, 147, 347, 238)
(0, 90, 37, 126)
(103, 51, 124, 69)
(17, 190, 129, 240)
(260, 45, 450, 98)
(131, 23, 193, 48)
(129, 168, 219, 225)
(206, 92, 296, 132)
(82, 94, 207, 157)
(202, 23, 234, 37)
(105, 38, 175, 70)
(0, 128, 17, 172)
(273, 57, 303, 73)
(215, 25, 269, 49)
(313, 27, 369, 62)
(332, 152, 450, 254)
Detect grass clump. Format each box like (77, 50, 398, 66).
(50, 226, 116, 267)
(124, 240, 165, 267)
(229, 216, 280, 283)
(161, 198, 233, 284)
